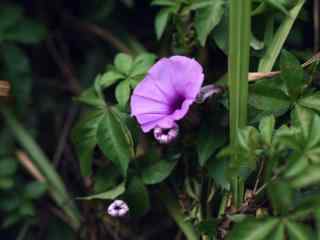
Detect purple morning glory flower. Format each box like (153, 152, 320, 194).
(107, 200, 129, 217)
(130, 56, 204, 133)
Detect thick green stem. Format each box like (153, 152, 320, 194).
(228, 0, 251, 208)
(231, 177, 244, 208)
(159, 186, 199, 240)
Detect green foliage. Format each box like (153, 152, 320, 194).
(280, 50, 305, 99)
(72, 109, 105, 176)
(153, 0, 225, 46)
(258, 0, 305, 72)
(141, 158, 177, 185)
(124, 176, 150, 216)
(0, 4, 46, 44)
(79, 182, 125, 200)
(226, 217, 279, 240)
(96, 107, 134, 177)
(96, 52, 156, 106)
(194, 0, 224, 46)
(72, 106, 134, 177)
(197, 126, 226, 167)
(1, 109, 81, 230)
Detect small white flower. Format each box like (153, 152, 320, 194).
(153, 123, 179, 144)
(107, 200, 129, 217)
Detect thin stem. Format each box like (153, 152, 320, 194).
(0, 80, 10, 97)
(218, 192, 229, 217)
(253, 159, 265, 193)
(249, 51, 320, 82)
(159, 185, 199, 240)
(63, 13, 132, 55)
(229, 0, 251, 208)
(255, 166, 286, 195)
(17, 222, 32, 240)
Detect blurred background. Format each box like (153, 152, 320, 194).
(0, 0, 317, 239)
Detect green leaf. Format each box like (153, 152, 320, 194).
(0, 5, 23, 34)
(0, 177, 14, 189)
(196, 219, 218, 237)
(2, 44, 32, 114)
(237, 126, 260, 152)
(266, 0, 290, 15)
(197, 128, 226, 167)
(289, 194, 320, 220)
(207, 158, 230, 190)
(74, 87, 106, 107)
(268, 180, 293, 215)
(151, 0, 177, 6)
(0, 196, 20, 211)
(280, 50, 305, 99)
(99, 71, 124, 88)
(72, 109, 105, 176)
(213, 18, 265, 54)
(0, 158, 18, 177)
(130, 53, 156, 77)
(290, 106, 320, 161)
(141, 159, 177, 185)
(155, 7, 172, 39)
(97, 107, 134, 176)
(195, 0, 224, 46)
(286, 221, 314, 240)
(3, 19, 47, 44)
(124, 176, 150, 216)
(273, 125, 300, 151)
(115, 80, 131, 107)
(249, 79, 291, 113)
(259, 115, 275, 145)
(78, 182, 125, 200)
(213, 13, 228, 54)
(305, 113, 320, 150)
(291, 104, 314, 140)
(226, 217, 279, 240)
(114, 53, 133, 74)
(298, 92, 320, 112)
(258, 0, 305, 72)
(267, 223, 285, 240)
(187, 0, 214, 11)
(284, 154, 308, 178)
(93, 166, 122, 193)
(291, 165, 320, 188)
(24, 181, 47, 199)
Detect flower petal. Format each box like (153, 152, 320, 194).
(148, 58, 179, 102)
(135, 113, 166, 125)
(171, 99, 194, 120)
(130, 55, 204, 133)
(132, 74, 170, 104)
(140, 116, 175, 133)
(131, 94, 170, 116)
(168, 56, 204, 99)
